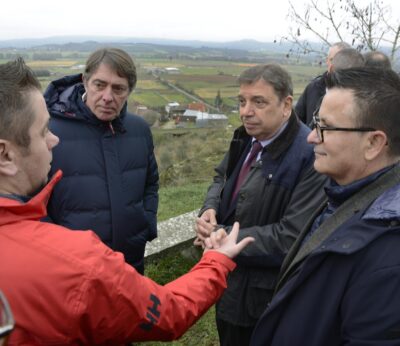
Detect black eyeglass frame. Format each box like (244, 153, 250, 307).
(312, 114, 377, 142)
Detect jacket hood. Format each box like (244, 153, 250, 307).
(309, 171, 400, 257)
(44, 74, 128, 126)
(0, 170, 62, 226)
(364, 182, 400, 221)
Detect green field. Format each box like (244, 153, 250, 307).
(20, 54, 323, 107)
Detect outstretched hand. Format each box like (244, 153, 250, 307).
(204, 222, 254, 259)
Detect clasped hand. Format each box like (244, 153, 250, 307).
(195, 218, 254, 259)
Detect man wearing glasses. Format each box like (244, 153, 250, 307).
(250, 67, 400, 345)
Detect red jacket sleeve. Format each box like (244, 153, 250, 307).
(80, 249, 236, 344)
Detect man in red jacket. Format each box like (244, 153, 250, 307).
(0, 58, 253, 345)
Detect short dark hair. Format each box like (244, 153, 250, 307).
(238, 64, 293, 101)
(363, 51, 392, 70)
(326, 67, 400, 156)
(84, 48, 137, 91)
(0, 58, 41, 148)
(331, 48, 365, 71)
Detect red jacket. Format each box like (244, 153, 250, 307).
(0, 171, 235, 345)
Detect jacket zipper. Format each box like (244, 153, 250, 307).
(108, 122, 115, 135)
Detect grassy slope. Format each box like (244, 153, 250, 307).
(140, 126, 235, 345)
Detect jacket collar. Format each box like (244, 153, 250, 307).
(324, 164, 394, 207)
(264, 111, 300, 160)
(0, 170, 62, 226)
(276, 164, 400, 292)
(364, 178, 400, 221)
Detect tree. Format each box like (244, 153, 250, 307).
(142, 109, 160, 127)
(283, 0, 400, 62)
(215, 90, 223, 110)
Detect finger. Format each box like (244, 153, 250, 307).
(209, 233, 220, 249)
(197, 227, 210, 239)
(203, 237, 213, 249)
(195, 220, 212, 238)
(200, 211, 212, 222)
(197, 218, 213, 232)
(209, 213, 217, 225)
(210, 229, 227, 249)
(233, 237, 255, 253)
(193, 237, 204, 247)
(203, 225, 215, 236)
(227, 222, 240, 242)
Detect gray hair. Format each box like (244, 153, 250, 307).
(364, 51, 392, 70)
(84, 48, 137, 91)
(238, 64, 293, 101)
(331, 48, 365, 71)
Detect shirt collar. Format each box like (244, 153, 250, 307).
(252, 120, 289, 148)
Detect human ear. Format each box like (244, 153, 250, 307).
(283, 95, 293, 117)
(0, 140, 18, 176)
(364, 131, 388, 161)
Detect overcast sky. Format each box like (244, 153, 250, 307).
(1, 0, 399, 42)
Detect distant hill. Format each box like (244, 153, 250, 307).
(0, 35, 299, 52)
(0, 36, 329, 64)
(1, 36, 398, 69)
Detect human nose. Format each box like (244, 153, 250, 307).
(307, 128, 321, 144)
(47, 131, 59, 149)
(102, 86, 114, 102)
(240, 102, 255, 117)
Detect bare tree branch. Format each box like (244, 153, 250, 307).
(283, 0, 400, 63)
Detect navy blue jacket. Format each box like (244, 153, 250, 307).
(44, 74, 159, 272)
(251, 165, 400, 346)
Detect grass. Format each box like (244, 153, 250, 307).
(132, 92, 169, 107)
(140, 127, 232, 345)
(157, 182, 210, 221)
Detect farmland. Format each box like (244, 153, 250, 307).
(4, 52, 324, 113)
(0, 44, 325, 193)
(0, 44, 325, 192)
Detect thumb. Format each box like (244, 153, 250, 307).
(209, 212, 217, 225)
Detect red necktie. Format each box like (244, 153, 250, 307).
(231, 141, 263, 202)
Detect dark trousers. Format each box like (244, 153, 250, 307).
(216, 318, 255, 346)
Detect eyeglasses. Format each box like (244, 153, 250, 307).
(0, 290, 14, 342)
(312, 114, 376, 143)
